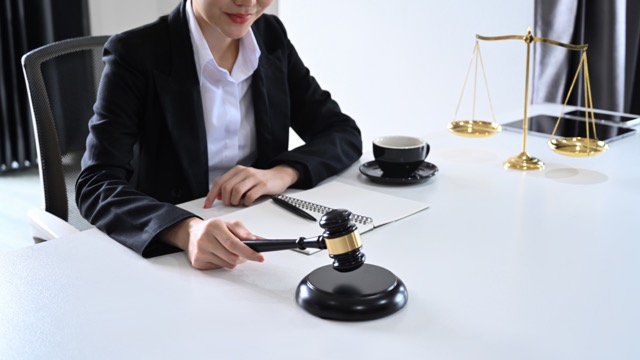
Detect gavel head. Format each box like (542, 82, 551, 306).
(319, 209, 366, 272)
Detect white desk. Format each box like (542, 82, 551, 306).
(2, 104, 639, 359)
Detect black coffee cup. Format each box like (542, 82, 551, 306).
(373, 136, 429, 178)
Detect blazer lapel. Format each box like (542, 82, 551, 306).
(252, 41, 285, 167)
(154, 2, 209, 194)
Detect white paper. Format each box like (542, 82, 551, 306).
(211, 181, 431, 254)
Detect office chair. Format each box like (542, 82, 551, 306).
(21, 35, 110, 242)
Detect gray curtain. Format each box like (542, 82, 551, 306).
(0, 0, 89, 173)
(532, 0, 640, 114)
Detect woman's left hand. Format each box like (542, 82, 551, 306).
(204, 164, 299, 207)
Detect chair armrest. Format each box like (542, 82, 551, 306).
(27, 208, 80, 242)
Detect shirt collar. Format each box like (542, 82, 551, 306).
(186, 0, 260, 83)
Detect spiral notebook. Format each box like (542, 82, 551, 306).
(273, 194, 374, 227)
(208, 181, 430, 254)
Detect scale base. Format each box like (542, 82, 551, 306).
(504, 151, 544, 170)
(295, 264, 408, 321)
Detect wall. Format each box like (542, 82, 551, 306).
(278, 1, 534, 147)
(88, 0, 178, 35)
(88, 0, 278, 35)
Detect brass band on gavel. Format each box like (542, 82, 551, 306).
(325, 231, 362, 256)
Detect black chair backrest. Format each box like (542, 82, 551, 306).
(22, 35, 109, 230)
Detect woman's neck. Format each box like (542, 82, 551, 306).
(195, 18, 240, 73)
(209, 38, 240, 73)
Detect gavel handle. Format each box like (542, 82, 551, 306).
(243, 236, 326, 252)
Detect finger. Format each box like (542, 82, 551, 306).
(219, 221, 264, 262)
(229, 230, 264, 263)
(204, 166, 244, 208)
(201, 253, 243, 270)
(191, 253, 229, 270)
(220, 172, 249, 206)
(204, 176, 228, 208)
(220, 168, 245, 205)
(207, 219, 264, 263)
(204, 186, 220, 209)
(189, 238, 233, 270)
(206, 235, 244, 265)
(229, 177, 258, 206)
(242, 182, 267, 206)
(227, 220, 258, 240)
(208, 252, 247, 269)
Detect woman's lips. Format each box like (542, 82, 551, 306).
(227, 13, 252, 24)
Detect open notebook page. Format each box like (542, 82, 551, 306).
(203, 181, 430, 254)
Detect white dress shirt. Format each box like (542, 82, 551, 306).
(186, 0, 261, 185)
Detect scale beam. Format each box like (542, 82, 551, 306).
(449, 27, 606, 169)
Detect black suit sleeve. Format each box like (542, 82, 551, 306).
(76, 32, 196, 258)
(254, 16, 363, 188)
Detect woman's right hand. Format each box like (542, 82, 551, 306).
(160, 217, 264, 270)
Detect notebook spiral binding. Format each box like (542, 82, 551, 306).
(275, 195, 373, 225)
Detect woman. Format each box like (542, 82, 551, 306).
(76, 0, 362, 270)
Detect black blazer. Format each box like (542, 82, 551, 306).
(76, 2, 362, 257)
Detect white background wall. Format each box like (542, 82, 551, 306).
(88, 0, 179, 36)
(278, 1, 534, 147)
(88, 0, 534, 148)
(88, 0, 278, 35)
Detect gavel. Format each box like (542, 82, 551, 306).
(243, 208, 366, 272)
(243, 207, 407, 321)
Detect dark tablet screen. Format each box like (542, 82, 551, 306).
(564, 109, 639, 125)
(502, 115, 637, 142)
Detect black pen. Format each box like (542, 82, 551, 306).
(272, 196, 317, 221)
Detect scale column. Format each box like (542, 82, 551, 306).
(503, 27, 544, 171)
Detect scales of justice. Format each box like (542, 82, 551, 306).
(448, 27, 608, 170)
